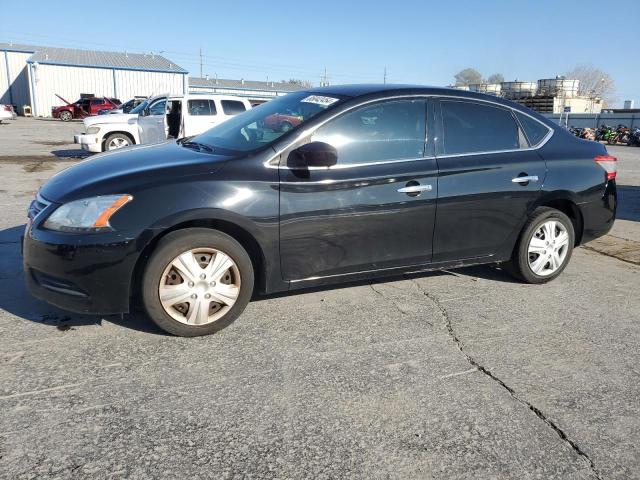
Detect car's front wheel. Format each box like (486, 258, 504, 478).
(142, 228, 254, 336)
(104, 133, 132, 151)
(505, 207, 575, 284)
(59, 111, 72, 121)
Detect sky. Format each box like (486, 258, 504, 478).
(2, 0, 637, 107)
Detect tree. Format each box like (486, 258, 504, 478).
(565, 65, 615, 106)
(284, 78, 312, 88)
(487, 73, 504, 84)
(454, 68, 484, 86)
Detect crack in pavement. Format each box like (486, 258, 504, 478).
(409, 277, 603, 480)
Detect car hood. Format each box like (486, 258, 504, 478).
(84, 113, 137, 127)
(39, 141, 232, 203)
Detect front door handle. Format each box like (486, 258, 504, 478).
(511, 175, 539, 184)
(397, 184, 432, 194)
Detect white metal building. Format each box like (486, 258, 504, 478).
(189, 76, 305, 104)
(0, 43, 188, 116)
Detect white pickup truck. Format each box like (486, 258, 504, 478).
(74, 93, 253, 152)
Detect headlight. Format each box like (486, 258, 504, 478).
(86, 126, 100, 134)
(43, 195, 133, 232)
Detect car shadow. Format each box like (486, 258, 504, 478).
(0, 224, 165, 335)
(51, 149, 92, 159)
(617, 185, 640, 222)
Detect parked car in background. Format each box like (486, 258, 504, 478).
(98, 96, 147, 115)
(52, 96, 121, 121)
(0, 104, 17, 123)
(27, 85, 617, 337)
(74, 94, 252, 152)
(262, 109, 303, 131)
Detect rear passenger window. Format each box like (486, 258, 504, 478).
(515, 111, 550, 147)
(312, 99, 426, 165)
(441, 101, 520, 155)
(188, 99, 217, 116)
(221, 100, 246, 115)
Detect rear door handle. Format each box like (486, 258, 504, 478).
(511, 175, 539, 184)
(397, 184, 432, 194)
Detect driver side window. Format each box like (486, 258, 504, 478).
(148, 99, 167, 116)
(312, 99, 427, 165)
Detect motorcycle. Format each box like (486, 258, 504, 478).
(626, 127, 640, 147)
(595, 124, 615, 143)
(580, 127, 596, 141)
(568, 126, 583, 137)
(608, 124, 630, 145)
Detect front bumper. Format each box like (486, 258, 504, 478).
(23, 220, 141, 315)
(74, 133, 102, 152)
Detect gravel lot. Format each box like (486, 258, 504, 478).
(0, 117, 639, 479)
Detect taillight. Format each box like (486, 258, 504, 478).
(3, 105, 11, 112)
(594, 155, 617, 181)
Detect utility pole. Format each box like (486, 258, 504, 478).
(320, 67, 329, 86)
(199, 48, 203, 79)
(383, 66, 387, 84)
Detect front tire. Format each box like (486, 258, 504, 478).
(59, 111, 72, 121)
(142, 228, 254, 336)
(505, 207, 575, 284)
(104, 133, 132, 151)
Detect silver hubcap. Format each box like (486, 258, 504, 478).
(107, 137, 129, 150)
(528, 220, 570, 276)
(158, 248, 241, 325)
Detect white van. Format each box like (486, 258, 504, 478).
(74, 94, 253, 152)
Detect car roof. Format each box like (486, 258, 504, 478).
(305, 84, 555, 125)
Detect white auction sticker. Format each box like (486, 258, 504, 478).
(300, 95, 339, 106)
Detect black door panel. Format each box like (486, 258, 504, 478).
(434, 151, 546, 261)
(279, 160, 437, 280)
(433, 99, 547, 262)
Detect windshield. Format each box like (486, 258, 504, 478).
(192, 91, 346, 153)
(130, 99, 150, 114)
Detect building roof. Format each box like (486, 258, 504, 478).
(189, 76, 307, 92)
(0, 42, 187, 73)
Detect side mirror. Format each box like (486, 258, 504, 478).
(288, 141, 338, 169)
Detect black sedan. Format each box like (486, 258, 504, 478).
(23, 85, 617, 336)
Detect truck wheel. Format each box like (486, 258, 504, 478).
(59, 111, 72, 122)
(104, 133, 132, 151)
(505, 207, 575, 284)
(142, 228, 254, 337)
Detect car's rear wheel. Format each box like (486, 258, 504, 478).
(104, 133, 132, 151)
(59, 111, 72, 121)
(142, 228, 254, 336)
(505, 207, 575, 284)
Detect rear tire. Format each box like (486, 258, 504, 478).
(141, 228, 254, 337)
(505, 207, 575, 284)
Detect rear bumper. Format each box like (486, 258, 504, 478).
(579, 181, 617, 244)
(23, 223, 140, 315)
(74, 133, 102, 152)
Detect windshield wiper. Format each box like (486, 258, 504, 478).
(179, 140, 215, 153)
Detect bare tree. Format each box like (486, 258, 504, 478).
(565, 65, 616, 106)
(284, 78, 313, 88)
(454, 68, 484, 86)
(487, 73, 504, 84)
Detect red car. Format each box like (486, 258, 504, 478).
(262, 110, 303, 132)
(52, 96, 121, 121)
